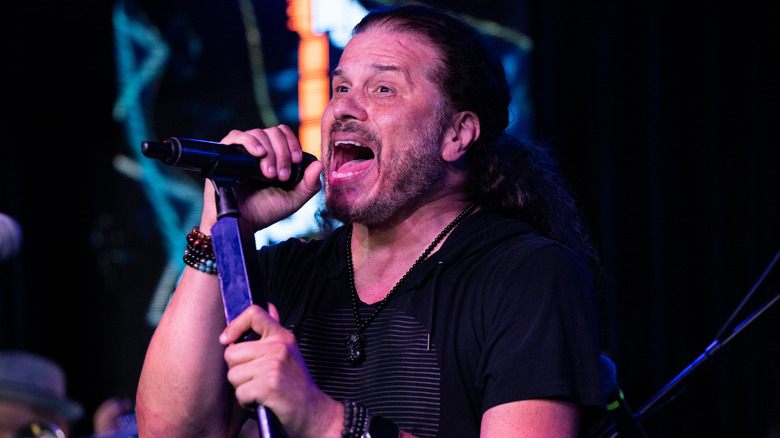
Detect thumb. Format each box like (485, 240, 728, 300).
(267, 302, 281, 323)
(299, 160, 323, 196)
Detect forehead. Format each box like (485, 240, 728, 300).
(335, 28, 441, 80)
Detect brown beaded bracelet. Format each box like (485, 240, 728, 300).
(183, 227, 217, 275)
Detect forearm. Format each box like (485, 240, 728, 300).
(136, 267, 241, 436)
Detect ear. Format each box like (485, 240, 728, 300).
(441, 111, 480, 163)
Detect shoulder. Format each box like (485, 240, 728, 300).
(257, 225, 350, 281)
(260, 225, 347, 260)
(458, 222, 590, 282)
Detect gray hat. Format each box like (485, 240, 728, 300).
(0, 351, 83, 422)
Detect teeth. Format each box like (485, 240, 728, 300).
(334, 140, 363, 147)
(331, 139, 373, 178)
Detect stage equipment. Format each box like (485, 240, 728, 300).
(143, 137, 317, 438)
(597, 249, 780, 437)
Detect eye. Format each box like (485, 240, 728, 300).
(378, 85, 391, 93)
(333, 84, 350, 93)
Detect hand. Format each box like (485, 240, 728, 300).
(220, 304, 341, 438)
(93, 397, 134, 434)
(199, 126, 323, 234)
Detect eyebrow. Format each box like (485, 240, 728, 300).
(330, 64, 403, 79)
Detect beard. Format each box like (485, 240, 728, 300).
(325, 118, 447, 228)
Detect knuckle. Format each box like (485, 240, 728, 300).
(245, 304, 264, 317)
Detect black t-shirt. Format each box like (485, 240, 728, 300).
(255, 210, 605, 437)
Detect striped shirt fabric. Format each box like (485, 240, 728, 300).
(297, 306, 441, 438)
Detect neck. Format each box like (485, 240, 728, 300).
(349, 198, 476, 303)
(352, 197, 472, 251)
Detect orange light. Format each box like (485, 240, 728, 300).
(286, 0, 330, 157)
(299, 36, 329, 74)
(299, 121, 321, 156)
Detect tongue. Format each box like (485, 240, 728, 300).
(336, 158, 373, 175)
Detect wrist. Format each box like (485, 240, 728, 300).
(198, 215, 216, 237)
(183, 227, 217, 275)
(340, 400, 400, 438)
(296, 393, 344, 438)
(200, 180, 218, 235)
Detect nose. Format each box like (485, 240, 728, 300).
(330, 91, 368, 122)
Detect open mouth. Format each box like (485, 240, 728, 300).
(332, 140, 376, 177)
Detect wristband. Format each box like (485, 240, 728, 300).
(183, 226, 217, 275)
(341, 400, 368, 438)
(341, 400, 400, 438)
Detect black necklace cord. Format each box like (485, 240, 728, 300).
(344, 203, 477, 365)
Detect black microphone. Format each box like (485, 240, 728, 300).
(141, 137, 317, 190)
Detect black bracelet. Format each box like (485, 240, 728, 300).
(341, 400, 369, 438)
(341, 401, 400, 438)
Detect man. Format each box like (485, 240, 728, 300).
(0, 351, 83, 438)
(137, 5, 605, 438)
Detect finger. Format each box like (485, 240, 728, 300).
(260, 126, 294, 181)
(224, 344, 260, 379)
(268, 302, 281, 322)
(221, 129, 278, 179)
(244, 129, 279, 179)
(223, 334, 290, 393)
(288, 160, 323, 201)
(231, 368, 271, 409)
(277, 124, 304, 163)
(220, 130, 269, 158)
(223, 352, 270, 410)
(219, 305, 271, 345)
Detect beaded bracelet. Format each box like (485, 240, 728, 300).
(341, 401, 369, 438)
(341, 401, 400, 438)
(183, 227, 217, 275)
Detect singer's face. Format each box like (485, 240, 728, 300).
(321, 29, 449, 226)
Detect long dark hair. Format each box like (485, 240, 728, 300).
(353, 5, 600, 273)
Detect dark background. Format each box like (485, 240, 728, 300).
(2, 0, 778, 437)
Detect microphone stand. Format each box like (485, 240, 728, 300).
(597, 249, 780, 438)
(140, 137, 314, 437)
(209, 177, 283, 438)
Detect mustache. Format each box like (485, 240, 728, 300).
(329, 121, 381, 145)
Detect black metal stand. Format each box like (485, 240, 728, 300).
(140, 137, 318, 437)
(210, 182, 282, 438)
(597, 249, 780, 437)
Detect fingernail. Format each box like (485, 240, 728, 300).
(279, 167, 290, 179)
